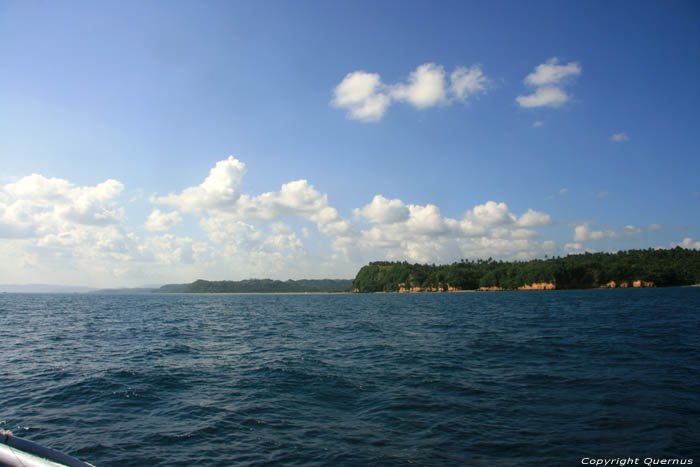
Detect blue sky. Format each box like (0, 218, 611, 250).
(0, 1, 698, 286)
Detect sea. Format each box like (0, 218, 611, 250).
(1, 288, 699, 466)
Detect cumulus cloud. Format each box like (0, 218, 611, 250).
(151, 156, 358, 267)
(570, 222, 647, 246)
(516, 86, 570, 108)
(450, 65, 488, 100)
(143, 234, 212, 265)
(573, 223, 615, 242)
(353, 195, 410, 224)
(674, 238, 700, 249)
(516, 58, 581, 108)
(465, 201, 516, 227)
(153, 156, 246, 213)
(611, 132, 629, 142)
(332, 62, 489, 121)
(391, 63, 447, 108)
(517, 209, 552, 227)
(524, 58, 581, 86)
(331, 71, 391, 122)
(153, 157, 334, 227)
(0, 174, 124, 238)
(340, 198, 555, 264)
(145, 209, 182, 232)
(233, 179, 328, 220)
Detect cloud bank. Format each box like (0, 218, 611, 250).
(1, 156, 684, 287)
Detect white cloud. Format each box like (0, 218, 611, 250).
(673, 237, 700, 250)
(516, 209, 552, 227)
(516, 86, 570, 108)
(571, 222, 646, 245)
(449, 65, 488, 100)
(623, 225, 643, 236)
(332, 62, 490, 121)
(153, 156, 246, 213)
(233, 179, 328, 221)
(353, 195, 410, 224)
(559, 188, 568, 195)
(647, 224, 664, 231)
(391, 63, 447, 109)
(145, 209, 182, 232)
(564, 242, 585, 254)
(0, 174, 124, 238)
(611, 132, 629, 142)
(143, 234, 212, 265)
(573, 223, 615, 242)
(465, 201, 516, 227)
(338, 198, 556, 265)
(533, 121, 543, 127)
(152, 157, 338, 233)
(524, 58, 581, 86)
(331, 71, 391, 122)
(517, 58, 581, 109)
(1, 158, 564, 286)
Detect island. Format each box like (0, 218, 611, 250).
(352, 247, 700, 293)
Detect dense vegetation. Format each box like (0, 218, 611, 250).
(158, 278, 354, 293)
(352, 247, 700, 292)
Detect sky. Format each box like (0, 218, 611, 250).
(0, 0, 699, 287)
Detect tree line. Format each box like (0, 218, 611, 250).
(352, 247, 700, 292)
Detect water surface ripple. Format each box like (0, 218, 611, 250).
(1, 289, 699, 466)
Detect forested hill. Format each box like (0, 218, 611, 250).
(158, 279, 354, 293)
(352, 247, 700, 292)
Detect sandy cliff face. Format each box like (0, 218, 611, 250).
(603, 280, 655, 289)
(479, 286, 504, 291)
(517, 282, 556, 291)
(397, 284, 457, 293)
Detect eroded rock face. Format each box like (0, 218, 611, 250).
(398, 284, 458, 293)
(517, 282, 556, 291)
(479, 286, 504, 292)
(604, 280, 655, 289)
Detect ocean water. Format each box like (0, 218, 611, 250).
(1, 288, 699, 466)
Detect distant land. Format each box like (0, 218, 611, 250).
(0, 284, 98, 294)
(157, 279, 354, 293)
(89, 287, 159, 294)
(353, 247, 700, 293)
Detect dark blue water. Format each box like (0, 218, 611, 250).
(2, 289, 699, 466)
